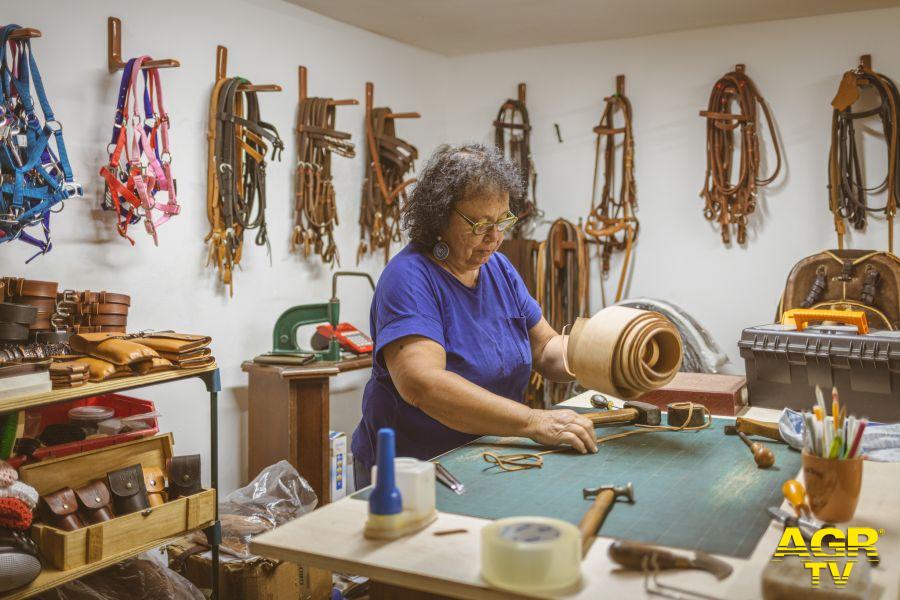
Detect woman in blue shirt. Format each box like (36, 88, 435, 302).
(351, 144, 597, 487)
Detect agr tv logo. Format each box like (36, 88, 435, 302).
(772, 527, 882, 587)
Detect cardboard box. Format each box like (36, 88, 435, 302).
(329, 431, 346, 502)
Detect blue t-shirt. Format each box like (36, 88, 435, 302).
(351, 244, 543, 470)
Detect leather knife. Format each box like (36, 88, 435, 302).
(608, 540, 733, 580)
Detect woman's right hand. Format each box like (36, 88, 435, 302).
(525, 409, 598, 454)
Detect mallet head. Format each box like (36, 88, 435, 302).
(583, 482, 635, 503)
(623, 400, 661, 426)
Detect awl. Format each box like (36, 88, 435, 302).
(608, 540, 733, 580)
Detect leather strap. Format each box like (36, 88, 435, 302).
(77, 314, 127, 327)
(699, 66, 782, 245)
(1, 277, 58, 298)
(74, 302, 129, 316)
(10, 296, 56, 313)
(206, 76, 283, 295)
(293, 96, 355, 265)
(584, 84, 638, 306)
(494, 97, 537, 237)
(828, 62, 899, 253)
(0, 302, 37, 325)
(0, 322, 29, 342)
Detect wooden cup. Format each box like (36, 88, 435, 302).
(801, 451, 863, 523)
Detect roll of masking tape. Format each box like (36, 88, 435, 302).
(481, 517, 581, 595)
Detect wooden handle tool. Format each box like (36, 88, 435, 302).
(609, 540, 733, 580)
(735, 417, 783, 442)
(724, 425, 775, 468)
(782, 479, 811, 518)
(579, 483, 634, 557)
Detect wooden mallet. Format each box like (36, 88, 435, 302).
(725, 425, 775, 468)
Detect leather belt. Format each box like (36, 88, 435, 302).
(0, 25, 83, 260)
(75, 303, 129, 316)
(13, 297, 56, 313)
(494, 97, 537, 237)
(206, 76, 284, 296)
(699, 65, 781, 245)
(72, 325, 125, 334)
(0, 322, 29, 342)
(293, 96, 355, 265)
(828, 61, 900, 253)
(358, 91, 418, 263)
(584, 81, 638, 306)
(2, 278, 58, 299)
(65, 291, 131, 306)
(0, 303, 37, 325)
(78, 314, 127, 327)
(99, 56, 180, 244)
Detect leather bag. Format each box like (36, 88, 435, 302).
(69, 333, 158, 365)
(166, 455, 202, 500)
(143, 467, 167, 508)
(107, 464, 150, 515)
(778, 250, 900, 330)
(129, 332, 211, 354)
(40, 488, 84, 531)
(74, 480, 115, 525)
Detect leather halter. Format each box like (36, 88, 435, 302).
(584, 85, 638, 306)
(99, 55, 179, 245)
(358, 106, 417, 263)
(0, 24, 82, 261)
(828, 64, 900, 253)
(699, 66, 781, 245)
(294, 96, 354, 265)
(494, 98, 537, 237)
(205, 76, 283, 296)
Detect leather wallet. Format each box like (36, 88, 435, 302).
(166, 455, 202, 499)
(70, 333, 159, 366)
(131, 332, 211, 354)
(157, 347, 214, 368)
(40, 488, 84, 531)
(107, 464, 150, 515)
(132, 356, 175, 376)
(74, 480, 115, 524)
(143, 467, 167, 507)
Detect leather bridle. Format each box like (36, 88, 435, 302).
(206, 76, 283, 296)
(293, 96, 354, 266)
(584, 82, 638, 306)
(699, 65, 781, 245)
(494, 98, 537, 237)
(828, 61, 899, 253)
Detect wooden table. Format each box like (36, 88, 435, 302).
(242, 355, 372, 505)
(250, 392, 900, 599)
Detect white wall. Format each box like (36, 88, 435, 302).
(2, 0, 448, 494)
(445, 7, 900, 374)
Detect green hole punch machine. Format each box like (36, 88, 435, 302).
(254, 271, 376, 365)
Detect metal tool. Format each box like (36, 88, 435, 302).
(590, 393, 611, 410)
(724, 425, 775, 468)
(584, 400, 660, 427)
(579, 482, 634, 557)
(262, 271, 375, 362)
(434, 462, 465, 495)
(767, 507, 821, 541)
(608, 540, 733, 580)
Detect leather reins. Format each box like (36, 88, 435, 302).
(494, 98, 537, 237)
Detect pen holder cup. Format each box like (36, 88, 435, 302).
(802, 451, 863, 523)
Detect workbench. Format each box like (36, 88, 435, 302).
(250, 392, 900, 599)
(242, 355, 371, 505)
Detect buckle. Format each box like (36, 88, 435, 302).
(62, 182, 83, 198)
(160, 151, 172, 164)
(143, 117, 157, 129)
(45, 119, 62, 133)
(132, 114, 142, 126)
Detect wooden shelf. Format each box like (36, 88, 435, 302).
(8, 522, 215, 599)
(0, 363, 219, 414)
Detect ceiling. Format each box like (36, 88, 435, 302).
(286, 0, 898, 56)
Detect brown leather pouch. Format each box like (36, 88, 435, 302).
(143, 467, 167, 507)
(132, 357, 175, 375)
(56, 356, 120, 382)
(70, 333, 159, 366)
(40, 488, 85, 531)
(131, 333, 211, 355)
(107, 464, 150, 515)
(74, 480, 115, 524)
(167, 455, 202, 499)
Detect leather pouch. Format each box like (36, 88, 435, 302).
(40, 488, 84, 531)
(131, 333, 211, 354)
(157, 347, 213, 366)
(143, 467, 167, 507)
(166, 455, 202, 499)
(74, 480, 114, 525)
(132, 357, 175, 375)
(107, 464, 150, 515)
(70, 333, 159, 365)
(56, 356, 120, 382)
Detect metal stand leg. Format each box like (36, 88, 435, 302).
(202, 370, 222, 600)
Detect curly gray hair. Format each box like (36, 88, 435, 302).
(402, 143, 523, 245)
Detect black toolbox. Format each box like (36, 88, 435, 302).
(738, 324, 900, 421)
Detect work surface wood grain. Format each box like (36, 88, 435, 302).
(251, 392, 900, 599)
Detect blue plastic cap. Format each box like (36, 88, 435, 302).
(369, 428, 402, 515)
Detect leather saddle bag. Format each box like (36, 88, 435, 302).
(40, 488, 84, 531)
(69, 333, 158, 366)
(143, 467, 167, 507)
(74, 480, 114, 525)
(107, 465, 150, 515)
(778, 250, 900, 329)
(166, 455, 202, 500)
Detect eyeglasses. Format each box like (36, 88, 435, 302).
(453, 208, 518, 236)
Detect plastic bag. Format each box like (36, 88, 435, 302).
(38, 553, 203, 600)
(186, 460, 317, 559)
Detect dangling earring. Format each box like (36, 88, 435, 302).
(432, 236, 450, 261)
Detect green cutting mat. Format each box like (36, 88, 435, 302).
(356, 416, 800, 558)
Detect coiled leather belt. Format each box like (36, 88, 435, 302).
(699, 65, 781, 245)
(828, 58, 899, 252)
